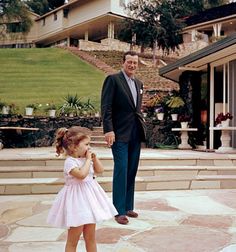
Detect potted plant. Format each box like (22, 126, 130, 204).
(166, 95, 185, 121)
(178, 114, 191, 128)
(94, 111, 100, 117)
(0, 101, 9, 115)
(144, 93, 165, 117)
(8, 103, 18, 115)
(141, 106, 149, 118)
(25, 104, 38, 116)
(215, 112, 233, 127)
(155, 106, 164, 120)
(45, 103, 57, 117)
(81, 98, 96, 117)
(60, 94, 82, 117)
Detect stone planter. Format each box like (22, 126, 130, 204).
(181, 122, 188, 128)
(171, 113, 178, 121)
(48, 109, 56, 117)
(221, 119, 230, 127)
(25, 107, 34, 116)
(95, 112, 100, 117)
(142, 112, 147, 118)
(157, 113, 164, 120)
(2, 106, 10, 115)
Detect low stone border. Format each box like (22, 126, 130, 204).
(0, 115, 102, 148)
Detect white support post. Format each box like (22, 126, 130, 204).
(108, 22, 114, 39)
(210, 65, 215, 149)
(84, 30, 89, 41)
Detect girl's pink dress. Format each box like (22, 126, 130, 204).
(47, 156, 118, 228)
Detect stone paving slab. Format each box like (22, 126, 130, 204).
(1, 189, 236, 252)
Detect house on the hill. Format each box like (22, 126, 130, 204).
(0, 11, 39, 48)
(2, 1, 236, 55)
(183, 2, 236, 43)
(181, 2, 236, 54)
(0, 0, 131, 50)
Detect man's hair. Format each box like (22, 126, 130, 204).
(123, 51, 138, 62)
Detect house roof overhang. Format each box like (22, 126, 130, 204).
(34, 12, 125, 45)
(184, 2, 236, 27)
(159, 32, 236, 82)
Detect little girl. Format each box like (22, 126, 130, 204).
(47, 126, 118, 252)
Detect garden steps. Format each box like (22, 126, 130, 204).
(0, 161, 236, 194)
(1, 174, 236, 195)
(91, 126, 106, 147)
(1, 165, 236, 178)
(1, 147, 236, 194)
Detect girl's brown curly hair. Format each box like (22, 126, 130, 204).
(54, 126, 91, 156)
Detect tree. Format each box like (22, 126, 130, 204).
(26, 0, 50, 16)
(26, 0, 65, 15)
(171, 0, 205, 16)
(48, 0, 65, 10)
(0, 0, 32, 36)
(123, 0, 184, 59)
(204, 0, 229, 8)
(173, 0, 229, 15)
(120, 0, 230, 58)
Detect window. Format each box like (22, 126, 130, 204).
(63, 9, 69, 18)
(54, 12, 57, 21)
(6, 22, 25, 33)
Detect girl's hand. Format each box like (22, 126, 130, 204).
(85, 150, 92, 160)
(91, 153, 96, 161)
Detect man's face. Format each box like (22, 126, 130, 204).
(123, 54, 138, 78)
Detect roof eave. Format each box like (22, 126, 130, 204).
(159, 33, 236, 82)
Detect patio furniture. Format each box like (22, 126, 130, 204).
(172, 128, 198, 149)
(210, 126, 236, 153)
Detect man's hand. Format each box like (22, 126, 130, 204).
(105, 131, 115, 147)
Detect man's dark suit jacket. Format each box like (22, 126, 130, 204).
(101, 71, 146, 142)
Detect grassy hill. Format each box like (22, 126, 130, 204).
(0, 48, 105, 114)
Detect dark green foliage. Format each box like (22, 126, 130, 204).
(26, 0, 65, 15)
(122, 0, 184, 54)
(0, 0, 32, 35)
(26, 0, 50, 15)
(120, 0, 228, 54)
(48, 0, 65, 9)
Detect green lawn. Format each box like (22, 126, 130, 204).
(0, 48, 105, 114)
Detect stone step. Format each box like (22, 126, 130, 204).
(92, 126, 103, 132)
(91, 135, 105, 141)
(90, 140, 107, 147)
(91, 127, 106, 147)
(0, 157, 236, 167)
(91, 131, 104, 136)
(1, 174, 236, 195)
(1, 165, 236, 178)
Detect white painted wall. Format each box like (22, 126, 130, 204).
(67, 0, 111, 27)
(37, 0, 126, 39)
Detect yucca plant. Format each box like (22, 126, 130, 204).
(81, 98, 96, 115)
(60, 94, 83, 116)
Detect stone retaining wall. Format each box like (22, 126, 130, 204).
(0, 115, 102, 148)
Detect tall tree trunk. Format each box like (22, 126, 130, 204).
(153, 40, 157, 67)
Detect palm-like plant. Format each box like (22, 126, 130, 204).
(60, 94, 83, 116)
(82, 98, 95, 114)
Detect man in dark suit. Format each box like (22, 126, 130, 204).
(101, 51, 146, 225)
